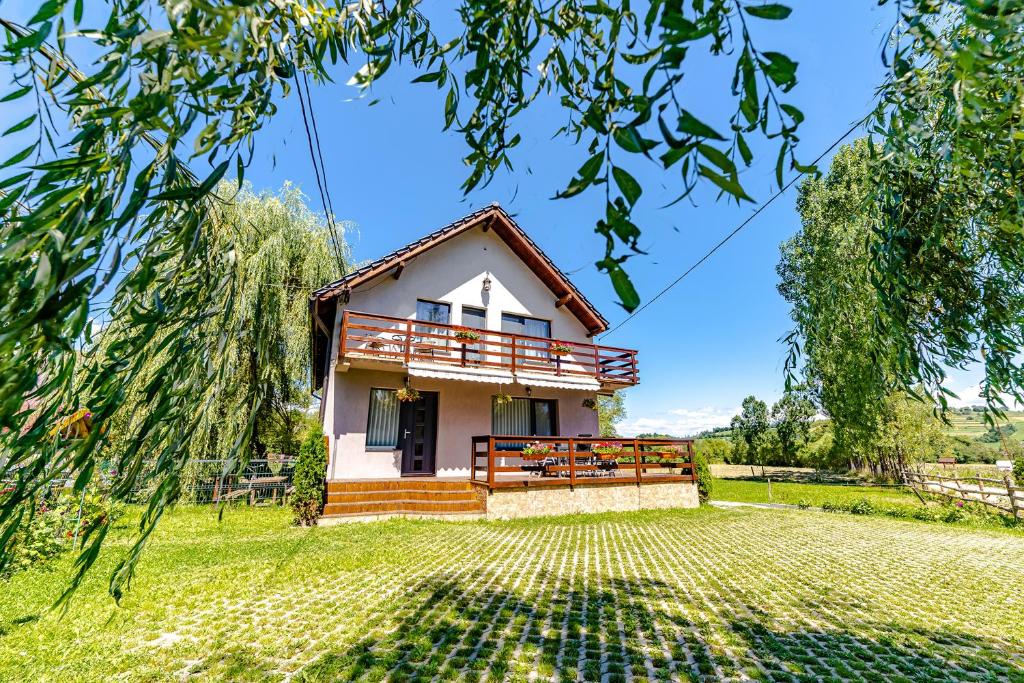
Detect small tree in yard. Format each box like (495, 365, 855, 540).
(292, 426, 327, 526)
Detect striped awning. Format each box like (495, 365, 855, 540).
(514, 372, 601, 391)
(407, 362, 515, 384)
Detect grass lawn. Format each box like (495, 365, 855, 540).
(711, 478, 920, 508)
(1, 506, 1022, 682)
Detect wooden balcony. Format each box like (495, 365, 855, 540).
(338, 310, 639, 386)
(470, 436, 695, 489)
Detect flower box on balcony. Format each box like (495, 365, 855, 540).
(550, 342, 572, 356)
(453, 326, 481, 343)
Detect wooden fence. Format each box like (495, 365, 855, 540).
(902, 469, 1023, 519)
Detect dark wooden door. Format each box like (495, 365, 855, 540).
(399, 391, 438, 476)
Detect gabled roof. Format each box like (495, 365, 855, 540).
(311, 203, 609, 335)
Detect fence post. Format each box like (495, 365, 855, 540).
(1005, 475, 1022, 520)
(633, 439, 642, 484)
(470, 438, 476, 483)
(487, 436, 495, 490)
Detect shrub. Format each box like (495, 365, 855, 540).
(292, 424, 327, 526)
(849, 498, 874, 515)
(1, 507, 65, 578)
(822, 501, 843, 513)
(1014, 458, 1024, 484)
(796, 498, 811, 510)
(693, 451, 712, 504)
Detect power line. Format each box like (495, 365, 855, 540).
(294, 72, 346, 272)
(600, 118, 866, 341)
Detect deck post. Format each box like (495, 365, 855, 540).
(404, 319, 412, 365)
(510, 336, 517, 374)
(487, 436, 495, 489)
(470, 438, 476, 483)
(568, 437, 576, 487)
(633, 439, 642, 484)
(592, 345, 600, 380)
(339, 310, 349, 360)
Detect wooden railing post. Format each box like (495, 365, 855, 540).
(404, 319, 413, 365)
(487, 436, 495, 489)
(633, 439, 642, 483)
(510, 336, 517, 374)
(592, 345, 600, 380)
(568, 438, 576, 487)
(339, 310, 349, 360)
(470, 438, 476, 483)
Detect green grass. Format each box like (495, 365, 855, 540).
(712, 477, 919, 508)
(1, 506, 1023, 682)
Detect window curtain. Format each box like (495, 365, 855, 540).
(366, 388, 400, 448)
(492, 397, 531, 435)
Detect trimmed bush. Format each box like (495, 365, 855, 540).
(292, 425, 327, 526)
(693, 451, 712, 504)
(1014, 459, 1024, 484)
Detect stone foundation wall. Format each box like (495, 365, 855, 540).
(485, 481, 698, 520)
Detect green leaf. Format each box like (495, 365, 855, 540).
(761, 52, 798, 91)
(1, 85, 32, 103)
(411, 71, 443, 84)
(602, 261, 641, 312)
(697, 144, 736, 174)
(612, 166, 642, 206)
(2, 142, 37, 169)
(677, 111, 725, 141)
(744, 3, 792, 20)
(613, 126, 657, 154)
(3, 114, 37, 136)
(698, 164, 754, 203)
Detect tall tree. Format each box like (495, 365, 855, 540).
(597, 393, 626, 438)
(771, 388, 815, 465)
(778, 141, 947, 476)
(730, 395, 769, 465)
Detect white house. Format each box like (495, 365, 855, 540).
(308, 204, 697, 519)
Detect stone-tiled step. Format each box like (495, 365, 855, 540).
(323, 498, 485, 516)
(327, 489, 481, 504)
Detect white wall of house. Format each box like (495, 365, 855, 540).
(346, 226, 593, 343)
(325, 224, 604, 480)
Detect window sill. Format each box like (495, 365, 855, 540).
(366, 446, 399, 453)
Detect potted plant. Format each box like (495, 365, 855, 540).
(396, 386, 420, 403)
(653, 445, 680, 464)
(592, 441, 624, 460)
(582, 397, 598, 410)
(453, 326, 481, 343)
(550, 342, 572, 356)
(521, 441, 553, 459)
(494, 392, 513, 406)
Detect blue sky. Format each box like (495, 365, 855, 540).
(2, 1, 990, 433)
(232, 1, 901, 435)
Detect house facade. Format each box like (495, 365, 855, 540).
(309, 205, 696, 519)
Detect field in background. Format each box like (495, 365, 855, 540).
(712, 478, 917, 509)
(1, 507, 1022, 682)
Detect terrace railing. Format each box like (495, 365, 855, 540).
(470, 436, 695, 489)
(339, 310, 639, 385)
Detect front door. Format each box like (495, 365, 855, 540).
(399, 391, 438, 476)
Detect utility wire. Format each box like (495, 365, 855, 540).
(600, 118, 866, 341)
(294, 72, 346, 271)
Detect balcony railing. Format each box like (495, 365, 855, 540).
(339, 310, 639, 385)
(470, 436, 695, 489)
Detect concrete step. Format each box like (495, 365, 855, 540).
(323, 498, 486, 516)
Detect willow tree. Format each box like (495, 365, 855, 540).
(98, 183, 344, 497)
